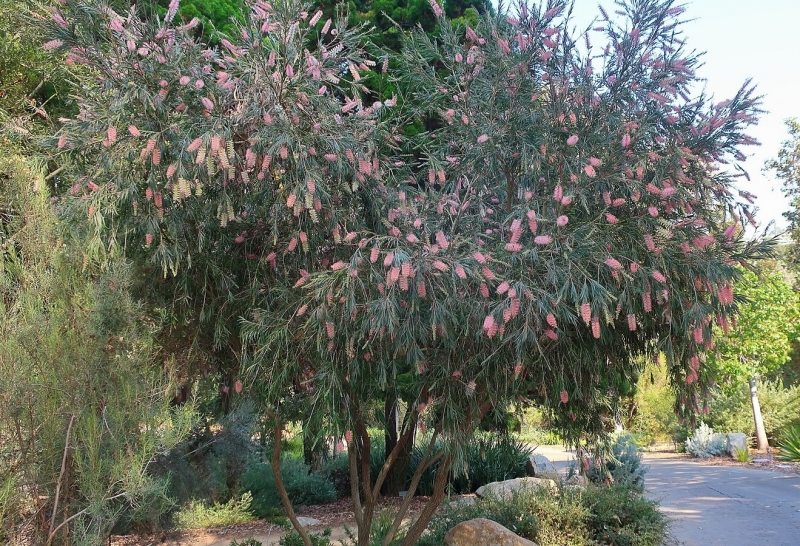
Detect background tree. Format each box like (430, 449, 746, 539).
(0, 155, 193, 545)
(706, 268, 800, 450)
(765, 118, 800, 262)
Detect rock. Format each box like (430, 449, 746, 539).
(565, 474, 589, 487)
(475, 477, 557, 501)
(526, 454, 560, 480)
(444, 518, 538, 546)
(295, 516, 321, 527)
(726, 433, 748, 456)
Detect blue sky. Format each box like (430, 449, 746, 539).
(499, 1, 800, 231)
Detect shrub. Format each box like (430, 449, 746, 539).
(733, 446, 752, 463)
(279, 528, 332, 546)
(418, 481, 666, 546)
(706, 380, 800, 440)
(629, 363, 683, 446)
(586, 433, 647, 491)
(777, 424, 800, 462)
(241, 457, 337, 518)
(230, 539, 263, 546)
(174, 492, 255, 529)
(409, 433, 533, 496)
(686, 422, 727, 458)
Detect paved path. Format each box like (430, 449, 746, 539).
(533, 445, 800, 546)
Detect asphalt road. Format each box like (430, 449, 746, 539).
(535, 446, 800, 546)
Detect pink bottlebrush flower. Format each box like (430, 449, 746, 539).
(506, 242, 523, 252)
(584, 164, 596, 177)
(553, 185, 563, 201)
(326, 321, 335, 339)
(693, 327, 704, 344)
(401, 262, 412, 278)
(406, 233, 419, 243)
(57, 135, 67, 149)
(307, 180, 316, 194)
(195, 79, 204, 89)
(630, 262, 639, 273)
(455, 265, 467, 279)
(383, 252, 394, 267)
(436, 230, 449, 250)
(477, 134, 489, 144)
(510, 298, 520, 317)
(693, 235, 716, 249)
(297, 304, 308, 317)
(648, 206, 659, 217)
(561, 195, 572, 206)
(87, 181, 99, 192)
(473, 251, 487, 264)
(151, 148, 161, 165)
(146, 138, 157, 152)
(627, 314, 637, 331)
(644, 234, 656, 251)
(646, 183, 661, 194)
(153, 192, 163, 209)
(43, 39, 63, 51)
(324, 153, 337, 162)
(433, 260, 448, 272)
(331, 261, 347, 270)
(622, 133, 631, 147)
(534, 235, 552, 245)
(724, 224, 737, 239)
(604, 257, 622, 270)
(452, 370, 462, 378)
(201, 97, 214, 111)
(480, 283, 489, 298)
(481, 266, 495, 280)
(415, 280, 427, 298)
(145, 187, 153, 200)
(612, 198, 626, 207)
(591, 317, 601, 339)
(580, 303, 591, 324)
(286, 194, 297, 208)
(497, 281, 510, 295)
(651, 270, 666, 283)
(557, 215, 569, 226)
(166, 164, 177, 178)
(546, 313, 557, 328)
(503, 307, 512, 323)
(187, 137, 203, 152)
(179, 75, 191, 86)
(369, 246, 380, 263)
(643, 292, 652, 312)
(605, 213, 618, 224)
(566, 135, 579, 146)
(234, 380, 243, 394)
(560, 390, 569, 403)
(603, 191, 612, 206)
(545, 329, 558, 340)
(589, 157, 602, 167)
(280, 146, 288, 159)
(429, 0, 444, 16)
(661, 186, 677, 197)
(287, 238, 298, 252)
(514, 362, 523, 377)
(145, 233, 153, 245)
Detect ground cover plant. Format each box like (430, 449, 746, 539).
(40, 0, 772, 543)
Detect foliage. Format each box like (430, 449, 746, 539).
(279, 528, 332, 546)
(765, 118, 800, 263)
(705, 379, 800, 439)
(585, 433, 646, 491)
(230, 538, 264, 546)
(777, 424, 800, 462)
(0, 155, 194, 544)
(418, 482, 666, 546)
(733, 446, 751, 462)
(174, 492, 256, 529)
(241, 457, 337, 518)
(410, 433, 533, 495)
(629, 361, 683, 446)
(43, 1, 773, 544)
(515, 405, 564, 445)
(685, 422, 726, 458)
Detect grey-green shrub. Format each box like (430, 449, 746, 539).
(586, 433, 647, 491)
(686, 422, 726, 458)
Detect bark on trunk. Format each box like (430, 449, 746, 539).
(749, 376, 769, 451)
(272, 414, 313, 546)
(382, 393, 414, 496)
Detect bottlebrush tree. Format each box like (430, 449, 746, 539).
(45, 0, 774, 545)
(245, 1, 772, 544)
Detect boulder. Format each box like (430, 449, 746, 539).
(448, 496, 476, 509)
(444, 518, 538, 546)
(475, 477, 557, 501)
(526, 454, 560, 480)
(726, 433, 748, 456)
(565, 474, 589, 487)
(295, 516, 321, 527)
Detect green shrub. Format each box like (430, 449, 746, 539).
(707, 380, 800, 440)
(241, 457, 337, 518)
(515, 406, 564, 445)
(174, 492, 255, 529)
(279, 528, 332, 546)
(410, 433, 533, 496)
(418, 481, 666, 546)
(230, 538, 263, 546)
(777, 424, 800, 461)
(629, 363, 683, 446)
(686, 422, 727, 458)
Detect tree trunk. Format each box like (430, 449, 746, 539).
(382, 392, 414, 496)
(303, 413, 325, 472)
(749, 376, 769, 451)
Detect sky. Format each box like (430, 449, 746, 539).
(500, 0, 800, 232)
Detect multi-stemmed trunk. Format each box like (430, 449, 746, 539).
(749, 375, 769, 451)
